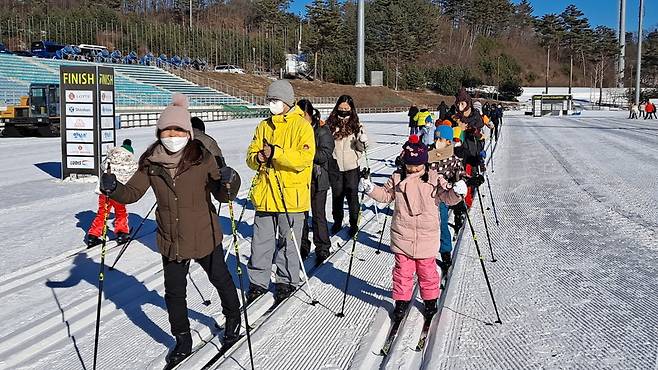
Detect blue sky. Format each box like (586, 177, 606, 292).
(288, 0, 658, 32)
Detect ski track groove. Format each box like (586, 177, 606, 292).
(428, 116, 658, 369)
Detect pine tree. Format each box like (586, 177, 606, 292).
(560, 4, 590, 93)
(535, 13, 565, 93)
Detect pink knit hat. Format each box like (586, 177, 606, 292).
(156, 93, 194, 139)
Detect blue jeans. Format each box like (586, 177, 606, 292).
(439, 202, 452, 254)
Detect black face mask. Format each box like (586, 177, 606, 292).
(337, 110, 351, 118)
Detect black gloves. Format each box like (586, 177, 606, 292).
(465, 174, 485, 187)
(360, 167, 371, 180)
(100, 173, 117, 194)
(219, 166, 237, 187)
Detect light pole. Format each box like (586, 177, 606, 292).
(355, 0, 366, 87)
(618, 0, 626, 88)
(634, 0, 644, 105)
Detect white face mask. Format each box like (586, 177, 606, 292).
(161, 136, 189, 153)
(269, 100, 286, 115)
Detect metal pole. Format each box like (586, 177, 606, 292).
(355, 0, 366, 87)
(189, 0, 192, 29)
(634, 0, 644, 105)
(618, 0, 626, 88)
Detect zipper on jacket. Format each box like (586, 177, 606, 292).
(173, 177, 180, 261)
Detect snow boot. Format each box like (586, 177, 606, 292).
(274, 283, 295, 305)
(393, 300, 411, 321)
(246, 285, 268, 305)
(330, 222, 343, 235)
(300, 239, 311, 261)
(348, 224, 358, 239)
(222, 314, 241, 347)
(438, 252, 452, 275)
(86, 235, 101, 249)
(315, 248, 330, 266)
(452, 212, 465, 234)
(116, 232, 130, 245)
(166, 332, 192, 367)
(424, 299, 438, 318)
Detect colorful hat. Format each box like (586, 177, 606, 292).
(402, 135, 428, 165)
(435, 125, 454, 141)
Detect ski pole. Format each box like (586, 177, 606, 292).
(363, 148, 382, 233)
(336, 190, 365, 317)
(476, 186, 496, 262)
(485, 174, 500, 225)
(228, 195, 254, 370)
(224, 171, 260, 263)
(271, 169, 319, 305)
(109, 201, 157, 271)
(463, 199, 502, 324)
(93, 167, 112, 370)
(188, 271, 212, 306)
(374, 201, 392, 255)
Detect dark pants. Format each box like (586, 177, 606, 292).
(331, 167, 360, 229)
(492, 119, 500, 141)
(302, 183, 331, 253)
(162, 245, 240, 335)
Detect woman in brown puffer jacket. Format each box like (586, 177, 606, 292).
(100, 94, 241, 367)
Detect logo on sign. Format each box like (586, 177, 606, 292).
(66, 129, 94, 143)
(67, 156, 95, 169)
(102, 130, 114, 142)
(101, 116, 114, 129)
(66, 103, 93, 116)
(101, 104, 113, 116)
(100, 91, 114, 103)
(65, 90, 93, 103)
(67, 143, 94, 155)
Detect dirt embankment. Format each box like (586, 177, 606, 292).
(195, 72, 454, 109)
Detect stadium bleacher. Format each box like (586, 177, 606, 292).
(0, 54, 249, 107)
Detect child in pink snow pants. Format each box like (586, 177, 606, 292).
(361, 135, 467, 319)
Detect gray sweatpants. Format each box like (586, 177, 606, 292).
(248, 211, 304, 289)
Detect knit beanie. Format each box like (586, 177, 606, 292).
(441, 119, 452, 126)
(121, 138, 134, 154)
(436, 125, 454, 141)
(266, 80, 295, 107)
(455, 87, 472, 106)
(156, 93, 194, 140)
(402, 135, 428, 165)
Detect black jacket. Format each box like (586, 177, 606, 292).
(408, 106, 419, 127)
(453, 111, 485, 167)
(312, 122, 335, 192)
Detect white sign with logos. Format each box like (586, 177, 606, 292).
(66, 143, 95, 156)
(67, 156, 95, 169)
(101, 142, 114, 156)
(65, 116, 94, 130)
(101, 116, 114, 129)
(66, 129, 94, 143)
(66, 103, 94, 117)
(101, 104, 114, 116)
(100, 91, 114, 103)
(101, 130, 114, 142)
(65, 90, 94, 103)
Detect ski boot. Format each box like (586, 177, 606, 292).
(393, 300, 411, 321)
(116, 232, 130, 245)
(348, 224, 358, 239)
(424, 299, 438, 318)
(274, 283, 295, 305)
(86, 235, 101, 249)
(246, 285, 268, 305)
(166, 332, 192, 368)
(222, 315, 241, 347)
(330, 222, 343, 235)
(300, 239, 311, 261)
(315, 248, 331, 267)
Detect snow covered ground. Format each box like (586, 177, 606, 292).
(1, 111, 656, 369)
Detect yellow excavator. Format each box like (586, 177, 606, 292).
(1, 83, 60, 137)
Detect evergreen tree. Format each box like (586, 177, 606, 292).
(560, 4, 590, 93)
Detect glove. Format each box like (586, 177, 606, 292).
(394, 155, 403, 168)
(465, 174, 485, 187)
(480, 150, 487, 160)
(358, 132, 368, 143)
(100, 173, 117, 194)
(261, 141, 274, 161)
(360, 178, 375, 194)
(452, 180, 468, 196)
(219, 166, 236, 187)
(360, 167, 371, 180)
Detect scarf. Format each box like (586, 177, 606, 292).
(149, 143, 184, 178)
